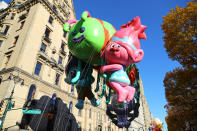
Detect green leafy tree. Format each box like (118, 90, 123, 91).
(162, 1, 197, 130)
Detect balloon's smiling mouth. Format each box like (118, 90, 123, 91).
(72, 35, 85, 43)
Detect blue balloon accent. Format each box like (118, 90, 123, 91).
(71, 71, 80, 83)
(111, 36, 137, 50)
(71, 60, 81, 83)
(102, 73, 107, 78)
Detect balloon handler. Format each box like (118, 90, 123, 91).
(65, 54, 100, 109)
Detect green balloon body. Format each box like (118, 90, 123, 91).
(67, 12, 116, 66)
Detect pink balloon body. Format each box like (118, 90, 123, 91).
(100, 16, 147, 103)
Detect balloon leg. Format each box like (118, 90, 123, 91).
(125, 86, 136, 102)
(109, 82, 128, 103)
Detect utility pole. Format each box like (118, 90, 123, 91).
(0, 73, 24, 130)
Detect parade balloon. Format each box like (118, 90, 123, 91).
(152, 118, 163, 131)
(100, 16, 147, 103)
(63, 11, 147, 128)
(63, 11, 116, 66)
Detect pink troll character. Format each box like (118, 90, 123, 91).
(100, 16, 147, 103)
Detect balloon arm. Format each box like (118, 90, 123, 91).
(71, 60, 81, 83)
(63, 23, 70, 32)
(106, 88, 112, 104)
(100, 64, 122, 74)
(95, 72, 100, 92)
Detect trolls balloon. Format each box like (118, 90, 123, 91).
(65, 54, 100, 109)
(63, 11, 116, 66)
(100, 16, 147, 103)
(152, 118, 163, 131)
(63, 11, 147, 128)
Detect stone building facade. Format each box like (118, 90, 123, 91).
(0, 0, 152, 130)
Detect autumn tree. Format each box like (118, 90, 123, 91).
(162, 0, 197, 130)
(162, 0, 197, 67)
(164, 67, 197, 130)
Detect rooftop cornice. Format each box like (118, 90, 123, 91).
(39, 0, 68, 25)
(0, 0, 73, 25)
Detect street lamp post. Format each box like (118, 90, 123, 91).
(0, 73, 24, 130)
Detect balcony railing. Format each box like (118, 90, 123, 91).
(42, 35, 52, 43)
(58, 64, 64, 72)
(37, 52, 64, 71)
(0, 13, 7, 20)
(19, 13, 27, 21)
(59, 49, 66, 56)
(50, 58, 57, 67)
(38, 51, 51, 62)
(0, 32, 8, 39)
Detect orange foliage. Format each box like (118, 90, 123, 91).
(162, 1, 197, 130)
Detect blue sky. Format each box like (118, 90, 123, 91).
(72, 0, 190, 130)
(2, 0, 191, 130)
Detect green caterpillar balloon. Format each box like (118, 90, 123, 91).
(63, 11, 116, 66)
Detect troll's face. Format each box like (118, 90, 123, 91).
(66, 11, 116, 66)
(102, 16, 147, 66)
(104, 41, 130, 65)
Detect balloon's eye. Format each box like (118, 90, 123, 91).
(116, 44, 121, 48)
(110, 44, 115, 48)
(79, 27, 85, 33)
(72, 30, 77, 36)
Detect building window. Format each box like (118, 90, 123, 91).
(34, 61, 42, 75)
(44, 28, 51, 38)
(13, 36, 19, 46)
(78, 109, 81, 116)
(5, 55, 11, 66)
(63, 31, 67, 38)
(71, 84, 74, 93)
(40, 43, 46, 52)
(98, 125, 102, 131)
(20, 21, 25, 29)
(0, 76, 2, 84)
(78, 122, 81, 130)
(19, 13, 27, 21)
(4, 25, 10, 35)
(55, 73, 60, 85)
(11, 13, 15, 20)
(69, 101, 72, 113)
(0, 40, 2, 47)
(52, 5, 57, 12)
(98, 112, 100, 120)
(27, 85, 36, 100)
(58, 56, 62, 64)
(61, 42, 65, 51)
(62, 3, 65, 8)
(48, 16, 53, 24)
(89, 108, 91, 118)
(88, 124, 91, 131)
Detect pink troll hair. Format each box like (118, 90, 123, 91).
(67, 20, 78, 24)
(120, 16, 147, 40)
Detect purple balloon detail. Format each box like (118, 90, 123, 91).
(72, 35, 86, 43)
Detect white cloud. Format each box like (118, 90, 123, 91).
(0, 1, 8, 10)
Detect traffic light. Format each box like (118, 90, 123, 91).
(0, 100, 6, 116)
